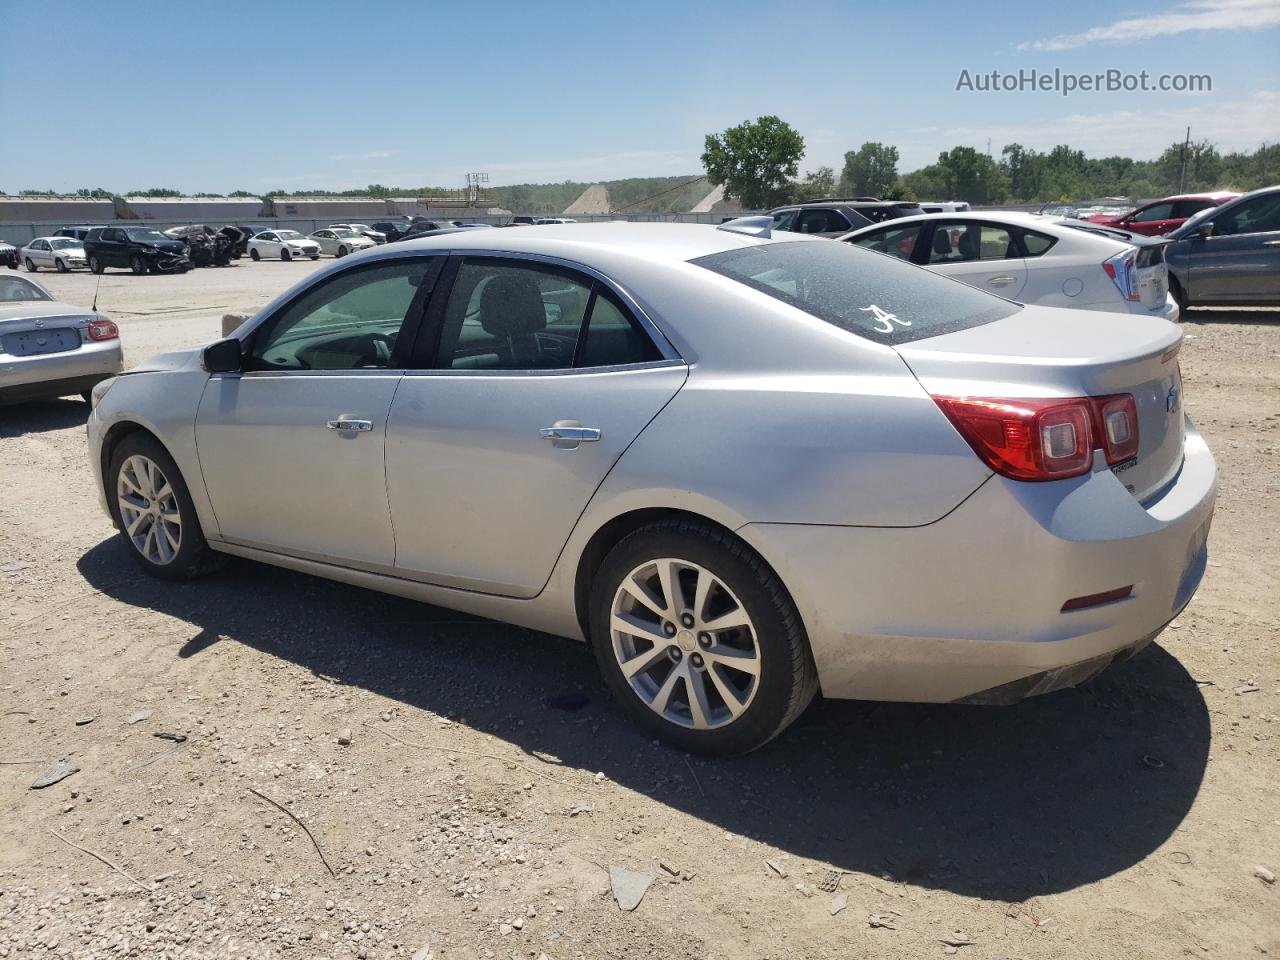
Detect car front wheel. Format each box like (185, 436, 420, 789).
(109, 433, 221, 580)
(55, 258, 68, 273)
(130, 255, 148, 275)
(249, 248, 260, 261)
(589, 518, 818, 756)
(281, 248, 292, 262)
(89, 256, 104, 274)
(24, 258, 37, 272)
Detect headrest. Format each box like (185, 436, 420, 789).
(958, 230, 979, 259)
(478, 274, 547, 337)
(931, 231, 951, 255)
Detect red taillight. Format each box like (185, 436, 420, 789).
(1102, 250, 1141, 301)
(87, 318, 118, 341)
(934, 393, 1141, 482)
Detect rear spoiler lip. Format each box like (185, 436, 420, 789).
(1063, 221, 1173, 248)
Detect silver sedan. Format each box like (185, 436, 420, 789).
(0, 273, 123, 404)
(85, 222, 1216, 754)
(19, 236, 89, 273)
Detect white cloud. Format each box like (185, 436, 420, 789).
(892, 89, 1280, 170)
(1019, 0, 1280, 51)
(329, 149, 401, 162)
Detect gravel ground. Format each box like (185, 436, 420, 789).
(1, 261, 1277, 959)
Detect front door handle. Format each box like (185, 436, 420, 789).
(987, 276, 1017, 285)
(326, 417, 373, 432)
(1264, 240, 1280, 246)
(540, 422, 601, 449)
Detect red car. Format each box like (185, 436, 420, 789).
(1087, 191, 1238, 236)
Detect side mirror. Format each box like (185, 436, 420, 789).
(202, 338, 243, 374)
(1192, 221, 1215, 238)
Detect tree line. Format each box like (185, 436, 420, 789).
(703, 116, 1278, 208)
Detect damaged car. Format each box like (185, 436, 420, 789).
(163, 224, 241, 268)
(83, 227, 191, 275)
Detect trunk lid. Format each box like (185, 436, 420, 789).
(895, 305, 1185, 502)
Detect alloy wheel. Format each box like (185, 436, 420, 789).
(116, 454, 182, 565)
(610, 558, 761, 730)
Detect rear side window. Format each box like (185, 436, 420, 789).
(1019, 229, 1057, 257)
(692, 240, 1019, 345)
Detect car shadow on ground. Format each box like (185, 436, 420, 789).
(1183, 306, 1280, 325)
(77, 538, 1209, 902)
(0, 398, 90, 437)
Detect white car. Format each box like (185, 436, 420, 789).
(19, 236, 89, 273)
(308, 228, 376, 258)
(328, 223, 386, 244)
(247, 230, 321, 262)
(842, 211, 1179, 321)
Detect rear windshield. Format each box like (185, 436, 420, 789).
(0, 276, 52, 302)
(692, 240, 1019, 345)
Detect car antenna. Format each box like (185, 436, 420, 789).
(91, 267, 103, 313)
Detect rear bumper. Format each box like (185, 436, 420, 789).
(0, 340, 123, 402)
(738, 419, 1216, 703)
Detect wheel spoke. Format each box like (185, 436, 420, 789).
(618, 642, 670, 680)
(142, 523, 159, 562)
(121, 506, 147, 536)
(153, 482, 173, 504)
(656, 559, 682, 617)
(119, 469, 145, 498)
(707, 645, 761, 677)
(685, 668, 713, 729)
(649, 664, 682, 715)
(161, 522, 180, 554)
(611, 610, 670, 647)
(620, 575, 668, 619)
(701, 606, 751, 633)
(706, 664, 749, 718)
(692, 567, 713, 623)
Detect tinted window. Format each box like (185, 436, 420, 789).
(0, 276, 52, 302)
(1131, 202, 1174, 223)
(1020, 229, 1057, 257)
(693, 240, 1019, 345)
(796, 209, 850, 234)
(1171, 199, 1215, 219)
(770, 209, 799, 231)
(103, 229, 125, 242)
(1213, 194, 1280, 235)
(927, 222, 1016, 263)
(849, 223, 924, 261)
(577, 289, 662, 367)
(249, 260, 438, 371)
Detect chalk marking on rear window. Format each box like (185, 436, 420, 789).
(859, 304, 912, 335)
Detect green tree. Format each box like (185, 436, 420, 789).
(701, 116, 805, 209)
(790, 166, 836, 202)
(932, 146, 1008, 204)
(838, 142, 899, 198)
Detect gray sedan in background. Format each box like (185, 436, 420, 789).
(1166, 184, 1280, 308)
(0, 273, 122, 404)
(86, 223, 1216, 754)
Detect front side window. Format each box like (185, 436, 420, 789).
(434, 259, 660, 371)
(692, 240, 1019, 345)
(1171, 199, 1215, 219)
(1213, 194, 1280, 236)
(248, 260, 439, 371)
(1131, 202, 1174, 223)
(849, 223, 924, 261)
(796, 209, 850, 234)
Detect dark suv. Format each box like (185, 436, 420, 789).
(767, 198, 925, 237)
(83, 226, 191, 275)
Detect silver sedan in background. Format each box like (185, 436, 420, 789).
(86, 223, 1216, 755)
(20, 236, 89, 273)
(0, 273, 122, 404)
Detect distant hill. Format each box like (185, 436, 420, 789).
(488, 176, 707, 215)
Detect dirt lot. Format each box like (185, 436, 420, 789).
(1, 261, 1277, 959)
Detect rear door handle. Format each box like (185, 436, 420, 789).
(540, 422, 601, 449)
(987, 276, 1017, 285)
(326, 417, 373, 432)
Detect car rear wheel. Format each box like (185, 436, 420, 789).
(130, 255, 147, 276)
(55, 258, 68, 273)
(281, 248, 292, 262)
(589, 518, 818, 756)
(249, 248, 260, 261)
(1169, 274, 1188, 314)
(108, 433, 221, 581)
(24, 258, 37, 272)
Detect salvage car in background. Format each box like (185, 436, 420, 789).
(1086, 192, 1237, 236)
(1165, 184, 1280, 308)
(0, 273, 122, 404)
(309, 227, 377, 258)
(163, 225, 238, 268)
(19, 237, 89, 272)
(842, 211, 1178, 321)
(87, 222, 1214, 755)
(0, 241, 18, 270)
(247, 230, 321, 262)
(328, 223, 387, 244)
(768, 199, 925, 236)
(83, 226, 191, 275)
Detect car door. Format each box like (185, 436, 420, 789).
(312, 230, 333, 255)
(195, 257, 442, 567)
(257, 232, 281, 257)
(1184, 192, 1280, 303)
(30, 239, 51, 267)
(1123, 201, 1175, 237)
(384, 255, 687, 598)
(922, 220, 1027, 299)
(100, 228, 129, 267)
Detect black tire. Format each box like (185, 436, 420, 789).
(24, 258, 37, 272)
(281, 248, 292, 262)
(107, 432, 222, 581)
(250, 248, 260, 261)
(336, 246, 347, 258)
(309, 254, 319, 260)
(1169, 274, 1189, 314)
(130, 254, 148, 276)
(588, 518, 818, 756)
(55, 258, 68, 273)
(89, 255, 104, 274)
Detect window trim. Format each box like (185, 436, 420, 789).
(237, 255, 445, 376)
(405, 249, 681, 373)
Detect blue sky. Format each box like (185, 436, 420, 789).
(1, 0, 1277, 193)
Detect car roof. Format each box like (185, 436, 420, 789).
(838, 209, 1143, 248)
(392, 220, 820, 263)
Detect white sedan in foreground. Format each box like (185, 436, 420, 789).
(308, 228, 377, 258)
(247, 230, 321, 262)
(86, 222, 1214, 755)
(842, 211, 1179, 321)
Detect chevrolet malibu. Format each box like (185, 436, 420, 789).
(86, 222, 1216, 755)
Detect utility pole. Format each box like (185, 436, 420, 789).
(1178, 126, 1191, 193)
